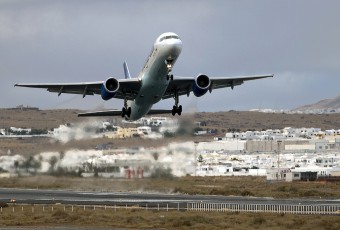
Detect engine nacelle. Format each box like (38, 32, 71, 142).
(192, 74, 211, 97)
(101, 77, 120, 100)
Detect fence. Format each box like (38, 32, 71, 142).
(0, 203, 182, 213)
(188, 202, 340, 215)
(1, 202, 339, 216)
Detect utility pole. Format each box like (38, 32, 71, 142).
(257, 155, 259, 176)
(194, 141, 199, 177)
(277, 140, 282, 181)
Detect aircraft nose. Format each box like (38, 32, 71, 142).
(174, 39, 183, 52)
(167, 39, 182, 55)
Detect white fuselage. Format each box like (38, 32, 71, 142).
(128, 32, 182, 120)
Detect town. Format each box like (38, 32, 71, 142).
(0, 115, 339, 182)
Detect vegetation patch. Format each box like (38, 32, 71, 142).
(0, 206, 339, 229)
(1, 176, 340, 199)
(0, 202, 8, 208)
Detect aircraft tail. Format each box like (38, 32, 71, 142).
(123, 61, 131, 79)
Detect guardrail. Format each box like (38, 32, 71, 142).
(188, 202, 340, 215)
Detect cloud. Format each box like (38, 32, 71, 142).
(1, 0, 340, 111)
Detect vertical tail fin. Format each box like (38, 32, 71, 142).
(123, 61, 131, 79)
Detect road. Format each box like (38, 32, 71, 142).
(1, 188, 339, 209)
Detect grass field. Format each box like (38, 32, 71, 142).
(1, 176, 340, 199)
(1, 176, 340, 229)
(1, 204, 340, 229)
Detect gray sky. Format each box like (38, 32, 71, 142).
(1, 0, 340, 112)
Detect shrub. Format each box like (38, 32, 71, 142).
(241, 190, 254, 196)
(150, 166, 174, 179)
(0, 202, 9, 208)
(51, 210, 69, 219)
(276, 185, 287, 192)
(252, 215, 266, 225)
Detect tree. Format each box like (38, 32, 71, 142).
(49, 156, 58, 173)
(198, 154, 203, 163)
(24, 156, 41, 174)
(152, 152, 159, 161)
(14, 161, 19, 173)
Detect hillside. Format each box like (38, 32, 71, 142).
(0, 108, 339, 156)
(0, 108, 339, 132)
(294, 94, 340, 111)
(0, 108, 82, 130)
(193, 111, 340, 131)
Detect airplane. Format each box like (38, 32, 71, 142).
(15, 32, 273, 121)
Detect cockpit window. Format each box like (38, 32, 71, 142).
(159, 35, 180, 42)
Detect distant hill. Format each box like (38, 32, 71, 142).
(294, 95, 340, 111)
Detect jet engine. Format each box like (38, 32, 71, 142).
(192, 74, 211, 97)
(101, 77, 120, 100)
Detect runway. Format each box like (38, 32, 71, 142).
(0, 188, 339, 209)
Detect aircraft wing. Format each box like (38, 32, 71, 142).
(162, 74, 273, 99)
(14, 78, 141, 100)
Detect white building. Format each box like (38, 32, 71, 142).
(196, 163, 233, 176)
(315, 157, 337, 168)
(137, 126, 152, 135)
(10, 127, 31, 134)
(198, 140, 246, 151)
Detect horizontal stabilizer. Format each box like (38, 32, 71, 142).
(78, 109, 173, 117)
(78, 110, 122, 117)
(146, 109, 173, 115)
